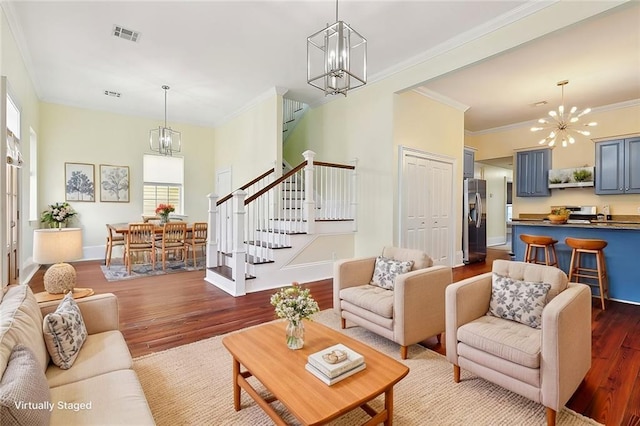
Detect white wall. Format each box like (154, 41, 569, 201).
(477, 164, 512, 245)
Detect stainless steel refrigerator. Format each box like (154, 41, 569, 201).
(463, 178, 487, 264)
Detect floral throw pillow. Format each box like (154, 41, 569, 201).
(43, 292, 87, 369)
(370, 256, 414, 290)
(487, 273, 551, 329)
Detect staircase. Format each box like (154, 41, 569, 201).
(205, 151, 357, 296)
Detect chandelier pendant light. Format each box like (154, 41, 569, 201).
(307, 0, 367, 96)
(531, 80, 597, 148)
(149, 85, 181, 156)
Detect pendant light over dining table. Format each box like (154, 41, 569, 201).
(149, 85, 181, 156)
(531, 80, 597, 148)
(307, 0, 367, 96)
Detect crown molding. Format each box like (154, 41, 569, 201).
(465, 98, 640, 136)
(412, 87, 470, 112)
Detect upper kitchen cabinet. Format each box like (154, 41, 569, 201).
(463, 147, 475, 179)
(595, 137, 640, 195)
(516, 148, 551, 197)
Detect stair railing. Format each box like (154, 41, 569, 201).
(215, 168, 275, 266)
(207, 151, 357, 294)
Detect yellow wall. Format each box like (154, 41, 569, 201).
(212, 92, 282, 191)
(393, 91, 465, 253)
(467, 104, 640, 218)
(39, 103, 215, 254)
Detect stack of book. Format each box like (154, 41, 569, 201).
(305, 343, 366, 386)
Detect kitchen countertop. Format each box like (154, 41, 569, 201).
(511, 219, 640, 230)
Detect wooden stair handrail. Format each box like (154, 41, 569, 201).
(314, 161, 355, 170)
(245, 161, 307, 205)
(216, 168, 275, 206)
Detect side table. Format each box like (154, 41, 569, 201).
(34, 288, 94, 303)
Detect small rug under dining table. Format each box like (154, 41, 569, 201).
(100, 258, 205, 282)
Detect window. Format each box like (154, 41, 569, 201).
(143, 154, 184, 215)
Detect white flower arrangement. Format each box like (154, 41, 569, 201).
(270, 282, 319, 325)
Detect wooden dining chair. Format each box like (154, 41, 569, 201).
(124, 223, 156, 274)
(186, 222, 208, 267)
(157, 222, 187, 271)
(105, 224, 125, 267)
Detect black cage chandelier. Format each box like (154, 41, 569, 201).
(307, 0, 367, 96)
(531, 80, 597, 148)
(149, 85, 181, 156)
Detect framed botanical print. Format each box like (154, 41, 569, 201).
(65, 162, 95, 202)
(100, 164, 130, 202)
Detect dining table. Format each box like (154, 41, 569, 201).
(108, 222, 195, 235)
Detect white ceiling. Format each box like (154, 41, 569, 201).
(4, 1, 640, 132)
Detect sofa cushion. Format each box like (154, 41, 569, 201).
(340, 285, 394, 318)
(49, 369, 155, 425)
(43, 292, 87, 370)
(457, 315, 542, 368)
(370, 256, 413, 290)
(0, 344, 52, 426)
(382, 246, 432, 271)
(46, 330, 133, 388)
(0, 285, 49, 378)
(487, 273, 551, 329)
(492, 259, 567, 302)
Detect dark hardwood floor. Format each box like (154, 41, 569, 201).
(27, 248, 639, 425)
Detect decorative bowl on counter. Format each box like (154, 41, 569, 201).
(548, 214, 568, 224)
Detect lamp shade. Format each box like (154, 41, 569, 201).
(33, 228, 83, 264)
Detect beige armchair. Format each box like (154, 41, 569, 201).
(334, 247, 453, 359)
(445, 260, 591, 426)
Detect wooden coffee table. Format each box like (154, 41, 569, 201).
(222, 320, 409, 425)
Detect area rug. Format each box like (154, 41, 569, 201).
(100, 257, 205, 282)
(133, 310, 601, 426)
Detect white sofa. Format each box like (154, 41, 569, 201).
(0, 284, 154, 425)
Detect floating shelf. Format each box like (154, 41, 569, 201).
(548, 166, 594, 189)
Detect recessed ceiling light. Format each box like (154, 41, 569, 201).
(113, 25, 140, 42)
(532, 101, 548, 107)
(104, 90, 121, 98)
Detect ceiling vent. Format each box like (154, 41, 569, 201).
(104, 90, 121, 98)
(113, 25, 140, 42)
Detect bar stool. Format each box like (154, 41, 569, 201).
(565, 237, 609, 310)
(520, 234, 558, 267)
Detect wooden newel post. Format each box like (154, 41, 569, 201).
(207, 193, 218, 268)
(303, 150, 316, 234)
(231, 189, 247, 296)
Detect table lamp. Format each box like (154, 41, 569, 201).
(33, 228, 83, 294)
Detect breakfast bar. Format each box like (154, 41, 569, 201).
(511, 220, 640, 304)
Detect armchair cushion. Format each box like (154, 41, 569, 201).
(457, 315, 541, 368)
(488, 273, 551, 329)
(340, 285, 394, 318)
(370, 256, 413, 290)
